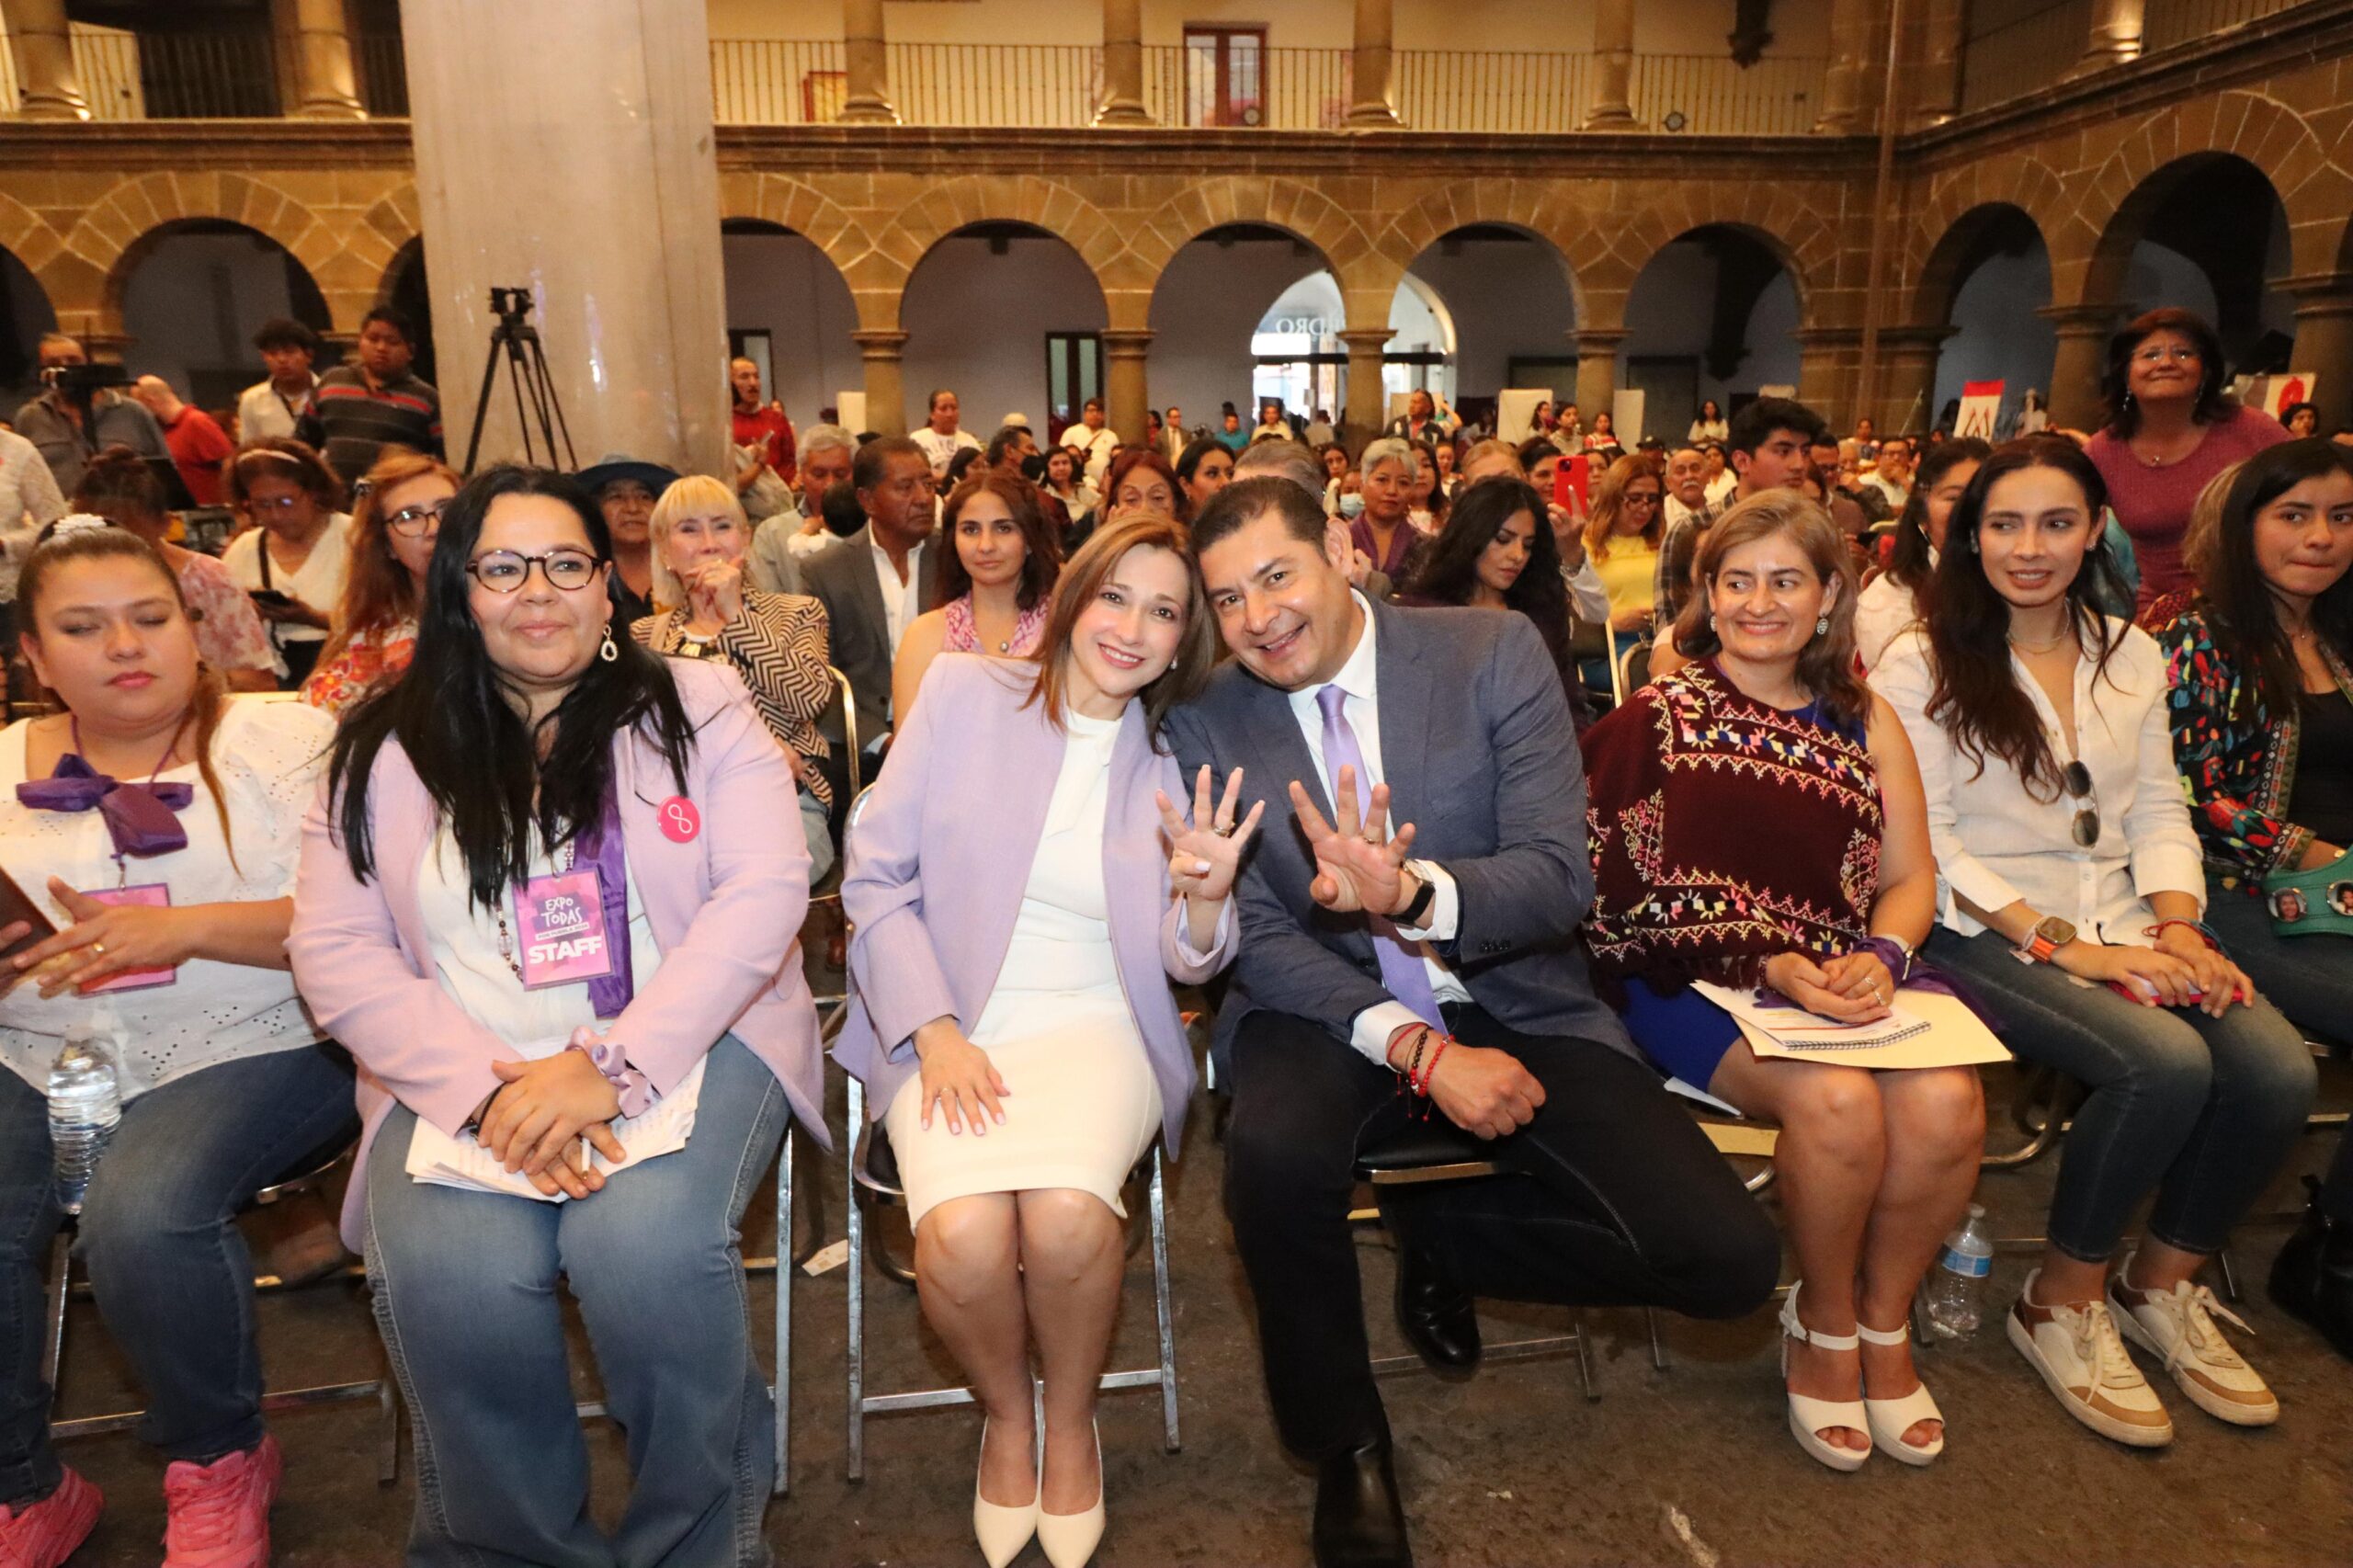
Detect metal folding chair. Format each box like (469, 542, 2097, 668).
(44, 1133, 401, 1485)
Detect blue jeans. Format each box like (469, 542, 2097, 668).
(0, 1041, 357, 1506)
(2205, 870, 2353, 1219)
(1930, 926, 2315, 1260)
(363, 1035, 786, 1568)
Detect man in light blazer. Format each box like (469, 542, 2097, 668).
(1165, 476, 1780, 1568)
(798, 434, 949, 768)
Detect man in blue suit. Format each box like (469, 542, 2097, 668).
(1166, 477, 1779, 1568)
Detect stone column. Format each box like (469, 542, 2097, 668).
(1094, 0, 1151, 126)
(852, 329, 908, 437)
(840, 0, 900, 125)
(1582, 0, 1636, 130)
(1796, 326, 1864, 422)
(1814, 0, 1879, 133)
(1101, 329, 1153, 446)
(1339, 326, 1392, 445)
(404, 0, 731, 476)
(2075, 0, 2145, 74)
(1344, 0, 1402, 129)
(2, 0, 87, 120)
(1572, 327, 1626, 429)
(2281, 274, 2353, 437)
(1910, 0, 1964, 128)
(2038, 304, 2121, 432)
(1877, 326, 1956, 433)
(285, 0, 366, 119)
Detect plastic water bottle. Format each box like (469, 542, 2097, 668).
(47, 1025, 121, 1216)
(1922, 1203, 1995, 1339)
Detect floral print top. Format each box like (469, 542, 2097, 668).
(299, 618, 417, 715)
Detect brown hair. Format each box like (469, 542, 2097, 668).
(320, 448, 461, 668)
(1670, 490, 1870, 725)
(1101, 449, 1188, 522)
(71, 445, 170, 533)
(941, 472, 1062, 611)
(1023, 513, 1215, 746)
(1584, 452, 1665, 560)
(17, 525, 237, 860)
(2102, 306, 2234, 439)
(223, 436, 345, 514)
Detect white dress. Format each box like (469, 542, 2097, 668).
(884, 709, 1163, 1227)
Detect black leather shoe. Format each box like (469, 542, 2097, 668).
(2269, 1176, 2353, 1361)
(1313, 1433, 1413, 1568)
(1394, 1245, 1480, 1369)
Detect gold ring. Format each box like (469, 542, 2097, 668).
(1212, 821, 1237, 837)
(91, 942, 105, 958)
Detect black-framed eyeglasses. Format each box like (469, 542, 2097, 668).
(466, 548, 604, 595)
(2063, 760, 2100, 847)
(385, 499, 449, 538)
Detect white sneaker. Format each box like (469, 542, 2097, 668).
(2109, 1268, 2279, 1427)
(2006, 1270, 2173, 1448)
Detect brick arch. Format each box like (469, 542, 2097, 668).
(2078, 149, 2288, 311)
(1906, 201, 2053, 328)
(1120, 177, 1386, 332)
(1905, 160, 2075, 316)
(1370, 180, 1589, 324)
(868, 176, 1120, 333)
(1605, 184, 1834, 325)
(61, 173, 341, 337)
(716, 171, 878, 322)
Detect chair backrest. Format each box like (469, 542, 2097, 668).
(825, 664, 863, 799)
(1618, 639, 1650, 702)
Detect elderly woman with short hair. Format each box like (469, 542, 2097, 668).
(634, 473, 837, 883)
(1351, 437, 1421, 581)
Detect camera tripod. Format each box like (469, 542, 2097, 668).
(460, 287, 576, 473)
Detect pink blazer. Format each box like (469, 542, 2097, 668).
(290, 659, 824, 1246)
(833, 654, 1236, 1147)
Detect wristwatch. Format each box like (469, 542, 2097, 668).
(1394, 864, 1438, 928)
(2013, 915, 2076, 964)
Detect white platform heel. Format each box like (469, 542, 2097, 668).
(1779, 1282, 1870, 1472)
(972, 1418, 1039, 1568)
(1858, 1319, 1946, 1465)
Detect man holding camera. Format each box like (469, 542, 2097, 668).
(13, 334, 169, 496)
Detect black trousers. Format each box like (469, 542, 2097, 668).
(1222, 1005, 1781, 1460)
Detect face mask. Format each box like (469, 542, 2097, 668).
(1338, 494, 1366, 519)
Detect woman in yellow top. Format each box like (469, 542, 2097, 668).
(1580, 453, 1665, 694)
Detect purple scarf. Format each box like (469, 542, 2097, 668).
(16, 752, 193, 859)
(568, 785, 634, 1019)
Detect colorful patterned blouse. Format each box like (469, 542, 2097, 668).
(1581, 658, 1882, 989)
(175, 551, 277, 678)
(941, 592, 1049, 657)
(298, 618, 417, 715)
(2152, 599, 2353, 892)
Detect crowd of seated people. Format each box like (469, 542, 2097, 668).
(0, 326, 2347, 1568)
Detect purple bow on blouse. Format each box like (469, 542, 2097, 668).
(16, 753, 193, 858)
(571, 784, 635, 1021)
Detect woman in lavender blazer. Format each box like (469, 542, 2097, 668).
(290, 467, 821, 1568)
(835, 515, 1254, 1568)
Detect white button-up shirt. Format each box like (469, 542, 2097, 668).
(1872, 618, 2205, 947)
(1284, 595, 1471, 1062)
(869, 536, 927, 662)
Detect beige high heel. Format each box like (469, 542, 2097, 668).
(1036, 1419, 1105, 1568)
(1858, 1319, 1946, 1465)
(972, 1418, 1039, 1568)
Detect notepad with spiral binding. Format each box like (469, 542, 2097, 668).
(1691, 983, 2008, 1070)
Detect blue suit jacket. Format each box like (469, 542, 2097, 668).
(1163, 597, 1634, 1062)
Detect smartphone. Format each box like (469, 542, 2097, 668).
(2106, 978, 2208, 1006)
(247, 588, 298, 609)
(1553, 454, 1591, 512)
(0, 864, 57, 962)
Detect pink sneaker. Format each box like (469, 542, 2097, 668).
(162, 1435, 280, 1568)
(0, 1467, 103, 1568)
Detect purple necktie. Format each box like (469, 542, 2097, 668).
(1315, 685, 1442, 1028)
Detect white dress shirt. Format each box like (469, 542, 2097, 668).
(869, 535, 927, 659)
(1561, 554, 1608, 625)
(1853, 559, 1929, 676)
(1063, 424, 1116, 488)
(1872, 619, 2205, 947)
(236, 375, 317, 444)
(1284, 595, 1471, 1063)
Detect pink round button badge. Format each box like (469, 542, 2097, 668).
(658, 796, 701, 844)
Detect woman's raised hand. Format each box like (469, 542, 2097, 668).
(1158, 765, 1265, 905)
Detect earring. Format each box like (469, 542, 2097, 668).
(599, 630, 619, 663)
(1814, 614, 1831, 637)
